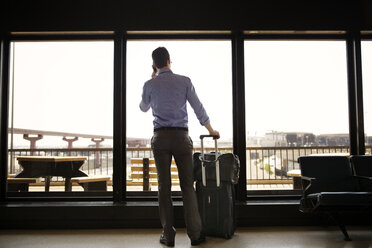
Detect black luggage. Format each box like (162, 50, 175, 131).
(193, 135, 240, 239)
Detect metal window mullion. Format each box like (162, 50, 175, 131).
(355, 34, 365, 155)
(346, 31, 360, 155)
(232, 31, 246, 201)
(0, 35, 10, 201)
(113, 31, 126, 202)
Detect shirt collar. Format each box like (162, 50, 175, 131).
(158, 68, 172, 75)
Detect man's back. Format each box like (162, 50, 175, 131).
(140, 69, 209, 129)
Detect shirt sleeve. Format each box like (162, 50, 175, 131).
(186, 80, 210, 126)
(139, 82, 151, 112)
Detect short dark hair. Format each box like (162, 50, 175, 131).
(152, 47, 170, 68)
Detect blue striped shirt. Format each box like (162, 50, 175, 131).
(140, 69, 210, 129)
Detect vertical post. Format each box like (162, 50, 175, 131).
(113, 30, 126, 202)
(143, 158, 150, 191)
(232, 31, 247, 201)
(23, 134, 43, 155)
(91, 137, 104, 168)
(346, 31, 360, 155)
(0, 34, 10, 201)
(63, 136, 79, 156)
(45, 176, 51, 192)
(354, 33, 365, 155)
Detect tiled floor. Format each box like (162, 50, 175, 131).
(0, 226, 371, 248)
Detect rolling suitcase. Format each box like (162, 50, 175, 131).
(193, 135, 240, 239)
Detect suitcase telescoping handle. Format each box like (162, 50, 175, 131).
(200, 135, 220, 187)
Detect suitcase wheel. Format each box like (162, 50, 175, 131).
(224, 233, 233, 239)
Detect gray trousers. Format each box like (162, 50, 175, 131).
(151, 129, 202, 241)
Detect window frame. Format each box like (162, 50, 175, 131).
(360, 35, 372, 151)
(124, 32, 237, 200)
(0, 31, 366, 203)
(4, 32, 117, 202)
(242, 32, 361, 198)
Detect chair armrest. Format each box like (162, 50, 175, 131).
(300, 176, 317, 182)
(300, 176, 317, 194)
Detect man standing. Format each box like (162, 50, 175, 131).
(140, 47, 220, 246)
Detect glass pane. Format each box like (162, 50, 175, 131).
(362, 41, 372, 154)
(8, 41, 114, 193)
(244, 40, 348, 191)
(126, 40, 232, 192)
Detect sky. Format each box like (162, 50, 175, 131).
(244, 40, 349, 136)
(9, 41, 114, 147)
(7, 40, 372, 148)
(126, 40, 232, 141)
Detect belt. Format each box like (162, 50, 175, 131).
(154, 127, 188, 132)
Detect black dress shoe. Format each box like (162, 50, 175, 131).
(191, 234, 206, 246)
(160, 234, 175, 247)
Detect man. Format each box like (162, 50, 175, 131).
(140, 47, 220, 246)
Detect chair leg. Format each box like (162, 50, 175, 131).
(339, 223, 351, 241)
(329, 211, 351, 241)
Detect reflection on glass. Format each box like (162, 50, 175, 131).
(244, 40, 348, 191)
(8, 41, 114, 193)
(126, 40, 232, 192)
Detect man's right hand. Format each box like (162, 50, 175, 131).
(152, 65, 157, 78)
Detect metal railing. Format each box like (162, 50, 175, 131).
(8, 146, 372, 185)
(245, 146, 351, 183)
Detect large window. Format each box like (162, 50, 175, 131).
(8, 41, 114, 193)
(4, 34, 358, 199)
(362, 41, 372, 153)
(244, 40, 348, 191)
(126, 40, 232, 192)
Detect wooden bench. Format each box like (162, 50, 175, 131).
(71, 176, 111, 191)
(287, 169, 302, 190)
(7, 177, 42, 192)
(129, 158, 179, 191)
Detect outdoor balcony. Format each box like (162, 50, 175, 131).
(8, 145, 371, 193)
